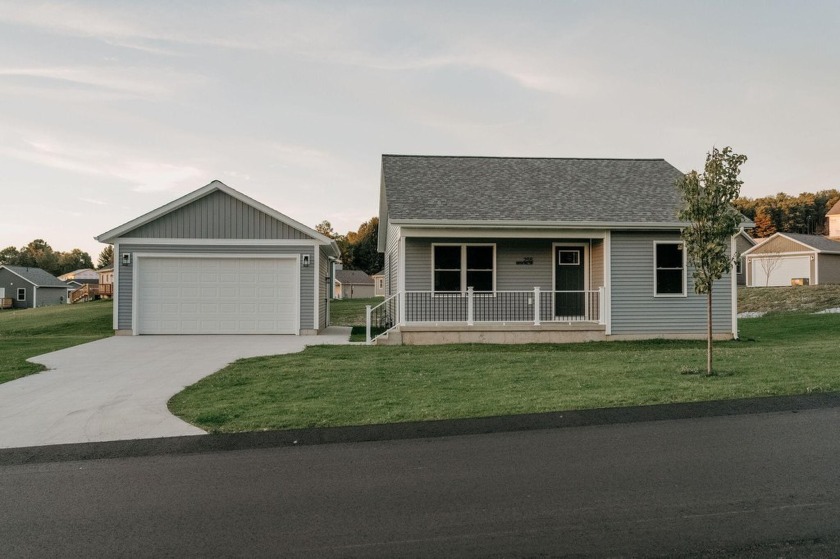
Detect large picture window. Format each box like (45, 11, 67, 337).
(433, 244, 495, 292)
(654, 242, 685, 296)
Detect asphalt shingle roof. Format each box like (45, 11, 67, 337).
(382, 155, 686, 224)
(335, 270, 374, 285)
(827, 200, 840, 216)
(2, 266, 70, 288)
(783, 233, 840, 252)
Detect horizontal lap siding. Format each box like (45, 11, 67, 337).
(118, 244, 314, 331)
(610, 231, 732, 335)
(406, 238, 591, 292)
(750, 236, 809, 255)
(319, 247, 328, 328)
(127, 191, 312, 240)
(818, 254, 840, 284)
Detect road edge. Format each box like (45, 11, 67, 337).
(2, 391, 839, 466)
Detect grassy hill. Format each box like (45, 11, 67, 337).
(739, 285, 840, 314)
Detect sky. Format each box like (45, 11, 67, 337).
(1, 1, 838, 260)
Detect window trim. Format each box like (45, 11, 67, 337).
(16, 287, 26, 301)
(653, 241, 687, 298)
(431, 243, 496, 294)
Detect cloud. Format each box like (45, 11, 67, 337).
(0, 133, 205, 193)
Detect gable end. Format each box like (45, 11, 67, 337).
(117, 190, 315, 241)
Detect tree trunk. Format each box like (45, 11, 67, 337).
(707, 291, 713, 376)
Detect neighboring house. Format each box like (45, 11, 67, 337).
(743, 232, 840, 287)
(95, 180, 340, 335)
(58, 268, 99, 282)
(371, 270, 386, 296)
(0, 265, 72, 308)
(334, 270, 376, 299)
(734, 230, 757, 285)
(827, 199, 840, 239)
(375, 155, 746, 345)
(98, 267, 114, 285)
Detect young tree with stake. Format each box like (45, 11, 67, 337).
(677, 147, 748, 375)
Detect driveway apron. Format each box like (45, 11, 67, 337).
(0, 328, 351, 449)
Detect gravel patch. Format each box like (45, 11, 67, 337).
(737, 311, 766, 319)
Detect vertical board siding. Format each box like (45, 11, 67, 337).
(590, 240, 604, 290)
(386, 223, 401, 295)
(610, 231, 732, 334)
(118, 244, 314, 331)
(126, 191, 313, 240)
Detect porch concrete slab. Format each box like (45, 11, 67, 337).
(0, 328, 351, 449)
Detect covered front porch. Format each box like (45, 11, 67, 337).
(370, 234, 608, 344)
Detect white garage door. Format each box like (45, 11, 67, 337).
(137, 257, 298, 334)
(751, 255, 810, 287)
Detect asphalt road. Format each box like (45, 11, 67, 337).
(2, 407, 840, 558)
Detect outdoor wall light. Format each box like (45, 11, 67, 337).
(121, 253, 131, 266)
(302, 255, 310, 267)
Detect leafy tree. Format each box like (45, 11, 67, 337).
(97, 245, 114, 269)
(57, 249, 94, 275)
(315, 220, 336, 238)
(677, 146, 748, 376)
(333, 217, 384, 275)
(0, 246, 19, 265)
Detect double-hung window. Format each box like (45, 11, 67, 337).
(16, 287, 26, 301)
(654, 241, 686, 296)
(433, 244, 495, 292)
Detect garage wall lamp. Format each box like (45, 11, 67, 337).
(302, 255, 310, 267)
(121, 253, 132, 266)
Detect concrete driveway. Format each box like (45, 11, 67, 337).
(0, 328, 351, 449)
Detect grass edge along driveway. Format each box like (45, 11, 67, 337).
(169, 311, 840, 433)
(0, 301, 114, 384)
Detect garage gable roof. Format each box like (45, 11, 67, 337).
(96, 181, 338, 255)
(827, 200, 840, 216)
(742, 232, 840, 256)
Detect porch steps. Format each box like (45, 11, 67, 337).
(372, 329, 402, 346)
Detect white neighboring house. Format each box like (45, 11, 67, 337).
(371, 271, 386, 297)
(58, 268, 99, 282)
(743, 232, 840, 287)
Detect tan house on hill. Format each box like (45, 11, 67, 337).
(743, 232, 840, 287)
(827, 199, 840, 239)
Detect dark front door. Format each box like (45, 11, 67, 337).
(555, 246, 585, 318)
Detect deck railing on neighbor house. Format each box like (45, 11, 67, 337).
(366, 287, 604, 344)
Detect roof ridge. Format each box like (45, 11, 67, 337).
(382, 154, 667, 162)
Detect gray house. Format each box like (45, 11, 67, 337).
(0, 265, 71, 308)
(96, 180, 340, 335)
(334, 269, 376, 299)
(374, 155, 742, 345)
(734, 230, 757, 285)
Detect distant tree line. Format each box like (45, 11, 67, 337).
(316, 217, 384, 276)
(734, 189, 840, 237)
(0, 240, 113, 277)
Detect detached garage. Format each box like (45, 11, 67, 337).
(96, 181, 340, 335)
(744, 232, 840, 287)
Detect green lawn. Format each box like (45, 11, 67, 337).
(169, 311, 840, 433)
(329, 297, 383, 326)
(0, 301, 114, 384)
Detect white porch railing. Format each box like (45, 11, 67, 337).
(367, 287, 604, 344)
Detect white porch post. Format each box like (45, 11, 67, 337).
(533, 286, 541, 326)
(598, 286, 605, 325)
(467, 286, 474, 326)
(365, 305, 372, 344)
(399, 291, 406, 325)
